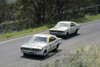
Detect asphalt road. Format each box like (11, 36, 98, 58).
(0, 20, 100, 67)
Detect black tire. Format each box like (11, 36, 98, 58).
(65, 32, 69, 38)
(74, 29, 78, 34)
(42, 50, 47, 57)
(23, 53, 28, 56)
(55, 44, 59, 51)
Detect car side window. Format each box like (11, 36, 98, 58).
(71, 23, 75, 27)
(49, 36, 56, 43)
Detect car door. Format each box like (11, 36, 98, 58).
(49, 36, 57, 51)
(70, 23, 76, 34)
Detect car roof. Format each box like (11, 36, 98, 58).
(33, 34, 55, 38)
(58, 21, 75, 24)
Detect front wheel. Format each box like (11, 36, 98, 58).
(65, 32, 69, 38)
(23, 53, 28, 56)
(42, 50, 48, 57)
(74, 29, 79, 34)
(55, 44, 59, 51)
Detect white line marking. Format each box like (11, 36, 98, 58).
(0, 31, 48, 44)
(0, 20, 99, 45)
(0, 35, 33, 44)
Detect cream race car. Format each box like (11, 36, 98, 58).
(21, 34, 62, 56)
(49, 21, 80, 38)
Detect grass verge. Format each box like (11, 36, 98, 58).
(0, 14, 100, 40)
(0, 26, 49, 40)
(73, 14, 100, 23)
(43, 45, 100, 67)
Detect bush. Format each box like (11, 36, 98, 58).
(44, 46, 100, 67)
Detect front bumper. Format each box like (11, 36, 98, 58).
(50, 32, 66, 36)
(21, 50, 43, 56)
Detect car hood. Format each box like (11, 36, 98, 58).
(21, 42, 47, 49)
(50, 27, 69, 31)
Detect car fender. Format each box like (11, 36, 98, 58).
(65, 29, 70, 35)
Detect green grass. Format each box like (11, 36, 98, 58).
(43, 45, 100, 67)
(73, 14, 100, 23)
(0, 26, 49, 39)
(0, 14, 100, 40)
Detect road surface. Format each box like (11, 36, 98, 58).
(0, 20, 100, 67)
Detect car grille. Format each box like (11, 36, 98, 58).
(23, 48, 41, 51)
(50, 30, 63, 33)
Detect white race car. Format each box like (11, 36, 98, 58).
(49, 21, 80, 38)
(21, 34, 62, 56)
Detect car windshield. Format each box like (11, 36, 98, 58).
(56, 23, 69, 27)
(29, 36, 47, 43)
